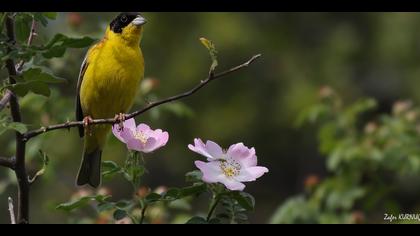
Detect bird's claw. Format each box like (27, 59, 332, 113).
(114, 113, 126, 131)
(83, 116, 93, 136)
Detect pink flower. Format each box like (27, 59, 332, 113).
(189, 139, 268, 191)
(112, 118, 169, 153)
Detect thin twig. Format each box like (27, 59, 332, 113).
(0, 90, 12, 112)
(5, 14, 29, 224)
(139, 204, 148, 224)
(0, 156, 14, 169)
(8, 197, 16, 224)
(22, 54, 261, 141)
(16, 16, 36, 72)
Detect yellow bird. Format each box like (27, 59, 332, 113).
(75, 12, 146, 188)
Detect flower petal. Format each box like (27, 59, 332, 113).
(125, 134, 144, 152)
(112, 119, 136, 143)
(188, 138, 213, 159)
(137, 123, 151, 133)
(112, 124, 126, 143)
(124, 118, 137, 130)
(218, 177, 246, 191)
(142, 137, 158, 153)
(195, 160, 224, 183)
(228, 143, 257, 167)
(205, 140, 223, 160)
(157, 131, 169, 147)
(235, 166, 269, 182)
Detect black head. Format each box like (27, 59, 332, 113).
(110, 12, 142, 34)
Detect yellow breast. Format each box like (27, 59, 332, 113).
(80, 36, 144, 119)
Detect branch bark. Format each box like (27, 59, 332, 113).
(0, 156, 14, 169)
(5, 14, 29, 224)
(22, 54, 261, 141)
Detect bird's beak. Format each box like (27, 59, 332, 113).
(132, 15, 147, 26)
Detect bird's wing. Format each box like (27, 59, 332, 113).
(76, 53, 89, 138)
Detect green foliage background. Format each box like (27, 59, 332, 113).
(2, 12, 420, 223)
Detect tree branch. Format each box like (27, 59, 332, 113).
(0, 156, 14, 169)
(5, 14, 29, 224)
(0, 90, 12, 112)
(22, 54, 261, 141)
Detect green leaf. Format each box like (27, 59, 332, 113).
(41, 34, 95, 59)
(208, 218, 222, 224)
(232, 192, 255, 211)
(113, 209, 127, 220)
(33, 13, 49, 26)
(56, 194, 110, 212)
(42, 12, 57, 20)
(145, 192, 162, 203)
(115, 200, 130, 209)
(15, 14, 32, 42)
(185, 170, 203, 183)
(199, 37, 218, 73)
(97, 202, 115, 212)
(6, 122, 28, 133)
(42, 46, 66, 59)
(5, 68, 66, 97)
(180, 183, 206, 197)
(28, 81, 50, 96)
(163, 188, 180, 200)
(102, 160, 122, 179)
(186, 216, 207, 224)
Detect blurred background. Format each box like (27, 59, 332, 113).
(2, 12, 420, 223)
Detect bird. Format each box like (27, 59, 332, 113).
(75, 12, 147, 188)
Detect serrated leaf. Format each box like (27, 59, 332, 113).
(186, 216, 207, 224)
(15, 15, 31, 42)
(6, 122, 28, 133)
(42, 46, 66, 59)
(23, 68, 66, 83)
(97, 202, 115, 212)
(145, 192, 162, 203)
(115, 200, 130, 209)
(29, 81, 50, 96)
(185, 170, 203, 183)
(42, 34, 95, 59)
(33, 13, 49, 26)
(232, 192, 255, 211)
(163, 188, 180, 200)
(102, 160, 122, 179)
(180, 183, 206, 197)
(56, 195, 110, 212)
(113, 209, 127, 220)
(199, 37, 218, 72)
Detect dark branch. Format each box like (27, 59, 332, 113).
(5, 14, 29, 225)
(0, 157, 14, 169)
(0, 90, 12, 111)
(22, 54, 261, 141)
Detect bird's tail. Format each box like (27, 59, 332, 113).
(76, 148, 102, 188)
(76, 126, 109, 188)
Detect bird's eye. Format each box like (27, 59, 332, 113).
(121, 15, 128, 23)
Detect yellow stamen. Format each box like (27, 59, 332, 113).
(134, 131, 148, 144)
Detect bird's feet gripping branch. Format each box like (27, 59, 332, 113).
(114, 113, 126, 131)
(83, 116, 93, 136)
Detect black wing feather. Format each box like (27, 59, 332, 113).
(76, 55, 88, 138)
